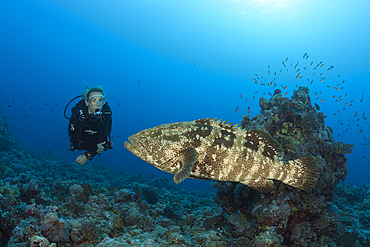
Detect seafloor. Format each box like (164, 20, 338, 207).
(1, 87, 369, 247)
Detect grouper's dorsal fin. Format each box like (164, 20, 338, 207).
(194, 118, 245, 136)
(173, 146, 197, 184)
(246, 129, 284, 160)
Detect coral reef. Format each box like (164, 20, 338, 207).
(41, 212, 70, 243)
(213, 87, 354, 245)
(0, 91, 365, 247)
(0, 112, 17, 152)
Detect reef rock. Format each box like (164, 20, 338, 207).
(213, 86, 352, 245)
(0, 111, 17, 151)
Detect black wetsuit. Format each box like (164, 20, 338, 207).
(68, 100, 112, 160)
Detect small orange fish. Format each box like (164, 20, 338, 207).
(334, 87, 338, 90)
(253, 96, 255, 100)
(254, 79, 258, 83)
(339, 99, 342, 102)
(337, 110, 340, 113)
(345, 94, 348, 97)
(332, 96, 336, 98)
(333, 113, 336, 116)
(295, 73, 301, 79)
(248, 106, 250, 113)
(284, 86, 288, 90)
(341, 87, 344, 90)
(269, 81, 273, 86)
(350, 100, 354, 102)
(320, 99, 323, 102)
(342, 80, 345, 84)
(246, 98, 248, 103)
(255, 92, 258, 94)
(239, 93, 242, 99)
(319, 79, 324, 82)
(285, 92, 289, 96)
(314, 93, 318, 97)
(344, 102, 348, 106)
(235, 107, 239, 113)
(313, 73, 316, 76)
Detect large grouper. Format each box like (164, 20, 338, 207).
(124, 118, 320, 193)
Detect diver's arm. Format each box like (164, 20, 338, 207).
(103, 114, 113, 150)
(68, 117, 80, 150)
(84, 150, 98, 161)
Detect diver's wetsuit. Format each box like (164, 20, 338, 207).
(68, 100, 112, 160)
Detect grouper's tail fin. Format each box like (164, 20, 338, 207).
(282, 156, 320, 191)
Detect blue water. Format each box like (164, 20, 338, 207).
(1, 0, 369, 190)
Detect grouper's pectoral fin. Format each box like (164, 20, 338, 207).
(173, 147, 197, 184)
(240, 178, 276, 193)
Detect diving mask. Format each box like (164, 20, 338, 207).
(88, 95, 106, 107)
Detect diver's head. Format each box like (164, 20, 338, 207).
(83, 86, 107, 114)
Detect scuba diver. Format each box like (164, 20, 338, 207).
(65, 86, 113, 165)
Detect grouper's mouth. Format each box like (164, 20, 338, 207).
(124, 137, 145, 157)
(123, 140, 132, 151)
(124, 136, 179, 168)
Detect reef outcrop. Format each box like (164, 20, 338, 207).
(213, 86, 353, 245)
(0, 111, 17, 151)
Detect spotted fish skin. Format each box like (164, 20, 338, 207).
(124, 118, 320, 192)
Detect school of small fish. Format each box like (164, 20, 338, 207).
(235, 53, 367, 140)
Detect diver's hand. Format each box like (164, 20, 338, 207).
(75, 155, 88, 165)
(97, 141, 106, 154)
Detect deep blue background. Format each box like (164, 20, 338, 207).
(1, 0, 369, 191)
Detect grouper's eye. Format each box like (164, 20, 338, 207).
(140, 131, 147, 135)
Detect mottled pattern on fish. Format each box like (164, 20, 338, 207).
(124, 118, 320, 192)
